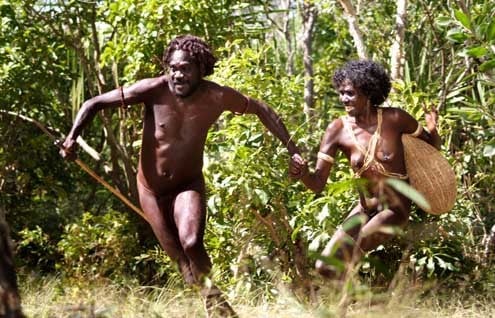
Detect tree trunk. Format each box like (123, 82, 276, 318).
(338, 0, 368, 59)
(282, 0, 295, 75)
(299, 0, 318, 125)
(484, 225, 495, 264)
(390, 0, 407, 82)
(0, 207, 25, 318)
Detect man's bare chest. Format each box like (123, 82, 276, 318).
(145, 102, 221, 139)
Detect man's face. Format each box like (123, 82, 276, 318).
(168, 49, 201, 97)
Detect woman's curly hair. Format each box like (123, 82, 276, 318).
(332, 60, 391, 106)
(163, 35, 217, 76)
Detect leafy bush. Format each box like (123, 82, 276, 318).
(56, 211, 140, 281)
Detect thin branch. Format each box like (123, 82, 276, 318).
(390, 0, 407, 82)
(337, 0, 368, 59)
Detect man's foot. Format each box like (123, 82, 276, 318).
(178, 259, 196, 285)
(201, 285, 238, 318)
(315, 260, 345, 281)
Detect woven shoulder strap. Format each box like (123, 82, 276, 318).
(352, 109, 408, 179)
(354, 109, 381, 176)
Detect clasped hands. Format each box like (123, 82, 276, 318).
(289, 153, 308, 180)
(58, 138, 78, 161)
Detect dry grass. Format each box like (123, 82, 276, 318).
(19, 275, 495, 318)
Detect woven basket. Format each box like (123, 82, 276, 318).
(402, 134, 457, 215)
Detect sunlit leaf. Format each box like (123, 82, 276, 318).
(479, 59, 495, 72)
(435, 16, 452, 27)
(254, 189, 269, 206)
(316, 204, 330, 224)
(465, 46, 488, 58)
(486, 20, 495, 40)
(386, 179, 431, 211)
(483, 144, 495, 157)
(446, 28, 469, 43)
(341, 214, 367, 232)
(454, 9, 471, 31)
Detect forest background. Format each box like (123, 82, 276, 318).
(0, 0, 494, 317)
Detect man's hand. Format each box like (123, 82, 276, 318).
(59, 138, 77, 161)
(289, 153, 308, 180)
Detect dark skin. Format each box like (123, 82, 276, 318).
(290, 80, 441, 278)
(61, 49, 302, 287)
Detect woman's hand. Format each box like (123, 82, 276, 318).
(424, 105, 438, 132)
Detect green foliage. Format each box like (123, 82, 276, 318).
(56, 211, 140, 281)
(16, 226, 59, 272)
(1, 0, 494, 298)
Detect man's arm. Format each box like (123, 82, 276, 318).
(60, 77, 163, 158)
(220, 86, 300, 156)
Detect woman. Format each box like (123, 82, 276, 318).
(290, 60, 441, 279)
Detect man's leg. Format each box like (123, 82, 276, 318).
(173, 178, 238, 317)
(172, 177, 211, 284)
(137, 180, 195, 285)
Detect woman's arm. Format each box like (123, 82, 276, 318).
(291, 118, 342, 193)
(394, 108, 442, 150)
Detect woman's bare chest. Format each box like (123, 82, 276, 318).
(345, 124, 399, 169)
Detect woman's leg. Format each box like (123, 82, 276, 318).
(316, 203, 366, 278)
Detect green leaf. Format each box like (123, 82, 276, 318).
(316, 255, 345, 272)
(435, 16, 452, 27)
(446, 28, 469, 43)
(486, 20, 495, 40)
(479, 59, 495, 72)
(254, 189, 269, 206)
(341, 214, 367, 232)
(386, 179, 431, 211)
(454, 9, 471, 31)
(316, 204, 330, 224)
(483, 144, 495, 157)
(446, 106, 482, 121)
(465, 46, 488, 58)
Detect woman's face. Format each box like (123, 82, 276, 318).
(338, 80, 369, 117)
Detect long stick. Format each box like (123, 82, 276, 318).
(73, 158, 147, 221)
(0, 110, 148, 222)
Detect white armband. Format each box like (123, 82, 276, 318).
(317, 151, 334, 164)
(411, 124, 423, 137)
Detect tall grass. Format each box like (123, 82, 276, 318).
(19, 273, 495, 318)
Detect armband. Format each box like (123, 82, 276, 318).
(411, 124, 423, 137)
(317, 151, 334, 164)
(234, 97, 250, 116)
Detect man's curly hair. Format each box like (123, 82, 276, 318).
(163, 35, 217, 76)
(332, 60, 391, 106)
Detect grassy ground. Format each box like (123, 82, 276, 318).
(19, 275, 495, 318)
